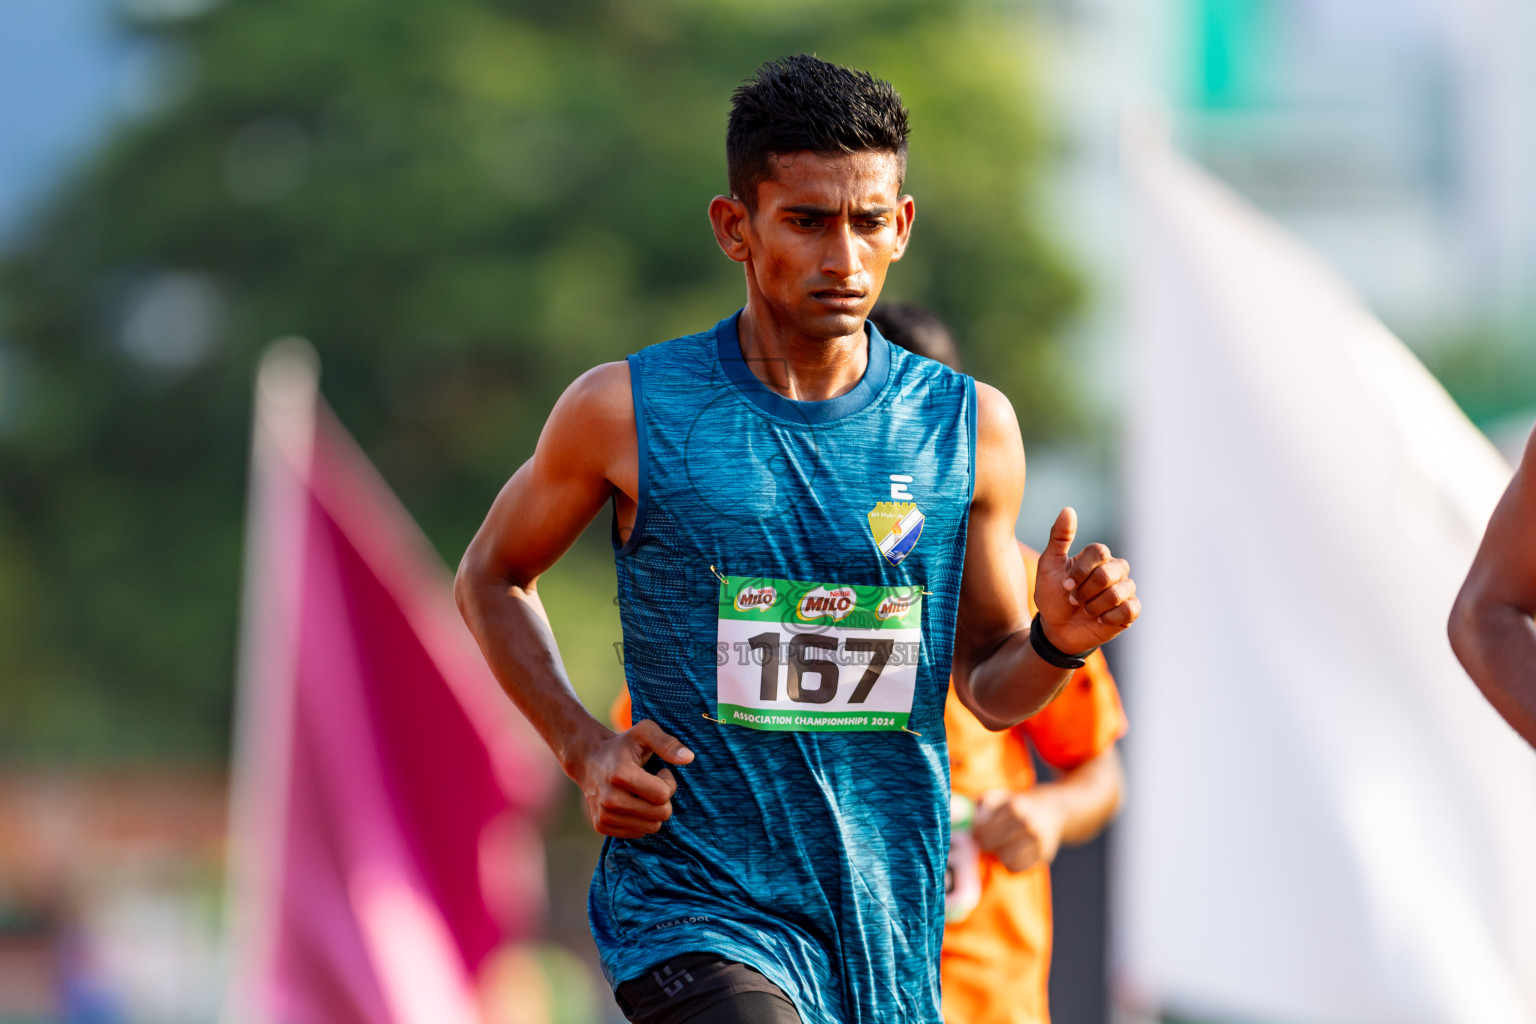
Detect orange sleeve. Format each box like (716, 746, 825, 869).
(1019, 650, 1126, 770)
(609, 688, 634, 732)
(1014, 540, 1128, 770)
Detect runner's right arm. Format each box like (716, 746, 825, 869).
(456, 362, 694, 838)
(1450, 429, 1536, 748)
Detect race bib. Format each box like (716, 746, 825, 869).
(945, 793, 982, 923)
(715, 574, 924, 732)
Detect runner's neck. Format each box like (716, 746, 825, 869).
(736, 301, 870, 402)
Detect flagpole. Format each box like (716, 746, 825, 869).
(221, 339, 320, 1024)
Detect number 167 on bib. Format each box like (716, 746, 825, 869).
(715, 575, 923, 733)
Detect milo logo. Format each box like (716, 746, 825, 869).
(734, 585, 778, 612)
(797, 585, 856, 622)
(877, 595, 914, 621)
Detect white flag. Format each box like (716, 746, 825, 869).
(1116, 137, 1536, 1024)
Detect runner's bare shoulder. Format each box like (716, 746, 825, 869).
(549, 361, 633, 435)
(541, 361, 638, 487)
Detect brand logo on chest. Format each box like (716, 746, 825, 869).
(796, 585, 857, 621)
(734, 585, 778, 612)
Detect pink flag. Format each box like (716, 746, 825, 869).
(223, 341, 556, 1024)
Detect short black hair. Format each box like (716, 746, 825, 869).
(727, 54, 911, 211)
(868, 302, 962, 371)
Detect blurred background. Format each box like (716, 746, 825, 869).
(2, 0, 1535, 1021)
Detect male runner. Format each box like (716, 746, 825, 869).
(867, 303, 1126, 1024)
(456, 56, 1141, 1024)
(1450, 427, 1536, 748)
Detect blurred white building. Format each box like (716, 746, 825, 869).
(1014, 0, 1536, 548)
(1036, 0, 1536, 389)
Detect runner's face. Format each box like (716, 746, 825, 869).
(745, 150, 913, 340)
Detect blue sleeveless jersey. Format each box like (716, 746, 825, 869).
(592, 311, 977, 1024)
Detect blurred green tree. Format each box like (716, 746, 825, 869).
(0, 0, 1080, 759)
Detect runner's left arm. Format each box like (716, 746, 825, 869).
(952, 383, 1140, 729)
(1449, 428, 1536, 748)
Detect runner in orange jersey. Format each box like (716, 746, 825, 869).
(938, 540, 1125, 1024)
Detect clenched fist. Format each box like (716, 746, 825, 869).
(571, 719, 695, 838)
(1033, 507, 1140, 656)
(974, 788, 1065, 873)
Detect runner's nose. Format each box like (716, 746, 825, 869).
(821, 221, 861, 281)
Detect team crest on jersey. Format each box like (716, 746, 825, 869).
(868, 501, 925, 567)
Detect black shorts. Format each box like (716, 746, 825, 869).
(615, 952, 803, 1024)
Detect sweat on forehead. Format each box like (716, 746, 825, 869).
(757, 150, 905, 200)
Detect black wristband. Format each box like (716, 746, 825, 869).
(1029, 611, 1095, 670)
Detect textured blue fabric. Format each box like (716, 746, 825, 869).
(592, 311, 977, 1024)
